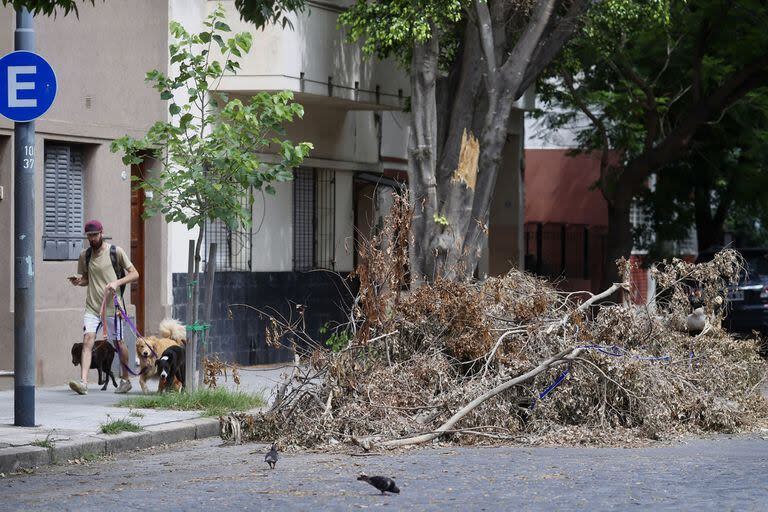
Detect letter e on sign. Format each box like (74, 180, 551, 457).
(0, 51, 57, 122)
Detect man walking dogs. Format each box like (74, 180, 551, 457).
(68, 220, 139, 395)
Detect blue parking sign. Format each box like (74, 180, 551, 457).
(0, 51, 57, 122)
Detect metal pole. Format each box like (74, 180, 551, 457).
(14, 7, 35, 427)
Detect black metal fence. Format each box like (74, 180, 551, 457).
(524, 222, 608, 292)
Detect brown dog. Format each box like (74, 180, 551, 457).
(136, 336, 183, 393)
(135, 318, 186, 393)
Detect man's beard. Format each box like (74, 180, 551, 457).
(89, 237, 103, 250)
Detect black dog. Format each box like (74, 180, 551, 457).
(156, 345, 185, 393)
(71, 340, 117, 391)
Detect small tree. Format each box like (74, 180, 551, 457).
(111, 5, 312, 387)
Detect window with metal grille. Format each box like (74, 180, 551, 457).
(315, 169, 336, 270)
(630, 200, 654, 254)
(43, 144, 84, 260)
(293, 168, 315, 271)
(204, 190, 252, 271)
(293, 168, 336, 271)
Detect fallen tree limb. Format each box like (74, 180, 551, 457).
(552, 281, 630, 332)
(270, 353, 300, 412)
(377, 346, 584, 449)
(576, 282, 630, 312)
(482, 329, 525, 378)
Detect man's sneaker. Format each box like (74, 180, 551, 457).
(115, 379, 132, 394)
(68, 380, 88, 395)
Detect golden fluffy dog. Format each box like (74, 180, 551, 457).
(135, 318, 186, 393)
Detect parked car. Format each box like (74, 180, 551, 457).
(695, 247, 768, 334)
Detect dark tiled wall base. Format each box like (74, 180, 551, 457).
(172, 271, 357, 365)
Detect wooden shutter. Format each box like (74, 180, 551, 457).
(43, 144, 84, 260)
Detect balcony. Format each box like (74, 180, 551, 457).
(211, 0, 409, 110)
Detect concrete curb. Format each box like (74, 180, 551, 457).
(0, 416, 220, 474)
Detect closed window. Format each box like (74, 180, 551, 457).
(204, 189, 253, 272)
(43, 144, 84, 260)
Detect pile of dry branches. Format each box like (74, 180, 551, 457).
(220, 195, 768, 449)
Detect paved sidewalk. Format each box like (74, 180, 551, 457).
(0, 364, 289, 473)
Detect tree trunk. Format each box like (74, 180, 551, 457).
(408, 26, 440, 282)
(406, 0, 591, 284)
(696, 218, 725, 253)
(430, 21, 486, 279)
(694, 184, 725, 251)
(604, 188, 634, 289)
(185, 224, 205, 392)
(461, 88, 517, 277)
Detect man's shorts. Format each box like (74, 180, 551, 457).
(83, 311, 123, 341)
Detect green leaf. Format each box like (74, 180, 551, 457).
(214, 21, 230, 32)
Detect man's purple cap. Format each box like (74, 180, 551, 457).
(84, 220, 103, 234)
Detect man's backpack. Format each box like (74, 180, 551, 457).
(85, 244, 126, 299)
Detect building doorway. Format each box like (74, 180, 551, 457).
(130, 163, 146, 334)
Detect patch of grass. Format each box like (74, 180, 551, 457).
(128, 410, 145, 418)
(68, 451, 109, 465)
(117, 387, 266, 416)
(30, 431, 56, 449)
(82, 451, 106, 462)
(99, 417, 143, 435)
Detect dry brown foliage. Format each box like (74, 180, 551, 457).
(203, 355, 241, 388)
(353, 192, 410, 342)
(220, 192, 768, 449)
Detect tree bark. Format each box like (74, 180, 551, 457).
(604, 187, 635, 290)
(408, 26, 440, 282)
(694, 179, 729, 252)
(461, 90, 517, 275)
(409, 0, 592, 283)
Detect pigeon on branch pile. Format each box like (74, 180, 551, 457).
(686, 307, 707, 335)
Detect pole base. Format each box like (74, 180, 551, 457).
(14, 385, 35, 427)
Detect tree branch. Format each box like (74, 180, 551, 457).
(517, 0, 592, 97)
(499, 0, 558, 90)
(378, 346, 584, 448)
(474, 0, 498, 80)
(562, 72, 611, 186)
(611, 56, 660, 150)
(624, 53, 768, 185)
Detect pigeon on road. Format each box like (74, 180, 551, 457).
(264, 443, 279, 469)
(357, 474, 400, 495)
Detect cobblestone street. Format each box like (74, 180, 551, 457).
(2, 434, 767, 511)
